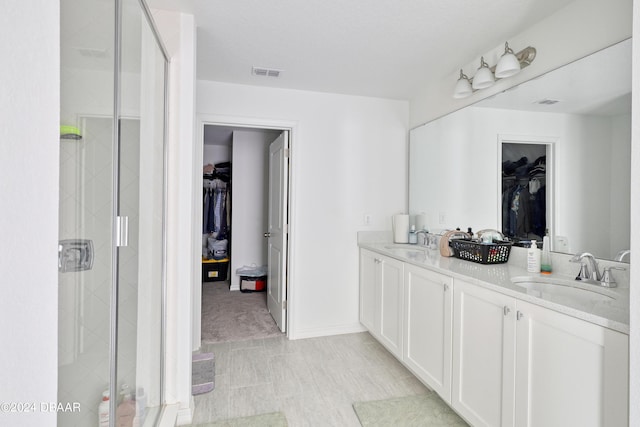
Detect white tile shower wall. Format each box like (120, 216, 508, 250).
(58, 117, 113, 427)
(57, 118, 141, 427)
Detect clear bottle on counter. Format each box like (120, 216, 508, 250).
(527, 240, 541, 273)
(408, 225, 418, 244)
(541, 235, 553, 274)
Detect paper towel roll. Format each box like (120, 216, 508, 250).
(415, 213, 427, 231)
(393, 214, 410, 243)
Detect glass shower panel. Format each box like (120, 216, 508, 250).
(59, 0, 167, 425)
(58, 0, 115, 425)
(116, 0, 166, 423)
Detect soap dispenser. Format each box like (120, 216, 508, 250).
(527, 240, 541, 273)
(408, 225, 418, 244)
(541, 235, 553, 274)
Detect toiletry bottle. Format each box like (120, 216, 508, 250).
(134, 387, 146, 427)
(98, 390, 110, 427)
(467, 227, 473, 239)
(116, 385, 136, 427)
(408, 225, 418, 244)
(527, 240, 541, 273)
(541, 235, 553, 274)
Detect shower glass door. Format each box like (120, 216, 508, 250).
(59, 0, 167, 425)
(116, 0, 167, 423)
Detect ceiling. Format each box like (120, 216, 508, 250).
(204, 125, 281, 146)
(147, 0, 575, 100)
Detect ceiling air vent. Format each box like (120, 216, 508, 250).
(252, 67, 282, 78)
(75, 47, 108, 58)
(534, 98, 560, 105)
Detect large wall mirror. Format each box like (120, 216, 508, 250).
(409, 38, 631, 262)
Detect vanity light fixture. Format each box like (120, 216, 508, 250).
(495, 42, 521, 78)
(453, 42, 537, 99)
(453, 70, 473, 99)
(471, 57, 495, 90)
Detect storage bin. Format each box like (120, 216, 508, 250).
(202, 257, 229, 282)
(240, 275, 267, 292)
(449, 240, 512, 264)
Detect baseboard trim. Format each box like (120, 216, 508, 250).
(289, 322, 366, 340)
(157, 403, 179, 427)
(175, 397, 195, 426)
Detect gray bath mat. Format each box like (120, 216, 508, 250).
(192, 412, 288, 426)
(192, 352, 215, 395)
(353, 393, 468, 426)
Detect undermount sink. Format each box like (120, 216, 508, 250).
(384, 244, 426, 250)
(383, 244, 428, 259)
(511, 276, 616, 303)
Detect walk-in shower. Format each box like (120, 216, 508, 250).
(59, 0, 168, 425)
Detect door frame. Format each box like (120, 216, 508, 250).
(194, 114, 297, 346)
(497, 134, 557, 247)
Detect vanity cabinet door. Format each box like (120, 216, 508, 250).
(359, 250, 404, 358)
(378, 255, 404, 359)
(403, 264, 453, 402)
(359, 249, 378, 333)
(514, 300, 629, 427)
(452, 279, 516, 427)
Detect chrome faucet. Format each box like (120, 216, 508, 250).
(570, 252, 601, 282)
(415, 230, 429, 246)
(614, 249, 631, 262)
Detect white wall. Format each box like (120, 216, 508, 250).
(197, 81, 409, 338)
(0, 2, 59, 426)
(203, 144, 231, 165)
(610, 113, 632, 257)
(629, 0, 640, 424)
(410, 0, 633, 127)
(151, 9, 197, 425)
(229, 130, 275, 290)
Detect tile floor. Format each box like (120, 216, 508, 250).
(189, 332, 431, 426)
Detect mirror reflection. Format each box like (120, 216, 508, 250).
(409, 39, 631, 262)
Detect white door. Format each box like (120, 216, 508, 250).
(378, 255, 404, 359)
(514, 300, 629, 427)
(452, 279, 516, 427)
(266, 131, 289, 332)
(359, 249, 378, 332)
(403, 264, 453, 401)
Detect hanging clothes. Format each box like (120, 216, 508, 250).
(203, 187, 210, 233)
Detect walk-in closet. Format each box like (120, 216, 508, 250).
(501, 142, 549, 244)
(200, 125, 284, 343)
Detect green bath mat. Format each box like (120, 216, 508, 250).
(193, 412, 287, 427)
(353, 393, 468, 426)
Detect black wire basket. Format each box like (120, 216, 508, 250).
(449, 239, 513, 264)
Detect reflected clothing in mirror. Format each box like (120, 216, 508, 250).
(502, 149, 546, 242)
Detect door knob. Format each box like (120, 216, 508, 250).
(264, 232, 271, 238)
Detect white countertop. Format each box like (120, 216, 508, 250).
(359, 240, 630, 334)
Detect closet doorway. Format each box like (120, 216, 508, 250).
(499, 135, 555, 248)
(197, 119, 293, 346)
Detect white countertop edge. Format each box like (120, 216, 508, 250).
(359, 242, 630, 335)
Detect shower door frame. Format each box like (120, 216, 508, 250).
(109, 0, 170, 422)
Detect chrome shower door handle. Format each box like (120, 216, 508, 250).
(116, 216, 129, 247)
(264, 232, 271, 238)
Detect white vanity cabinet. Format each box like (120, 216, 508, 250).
(359, 249, 378, 332)
(403, 263, 453, 401)
(452, 279, 629, 427)
(514, 299, 628, 427)
(452, 279, 516, 427)
(359, 248, 629, 427)
(359, 249, 404, 358)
